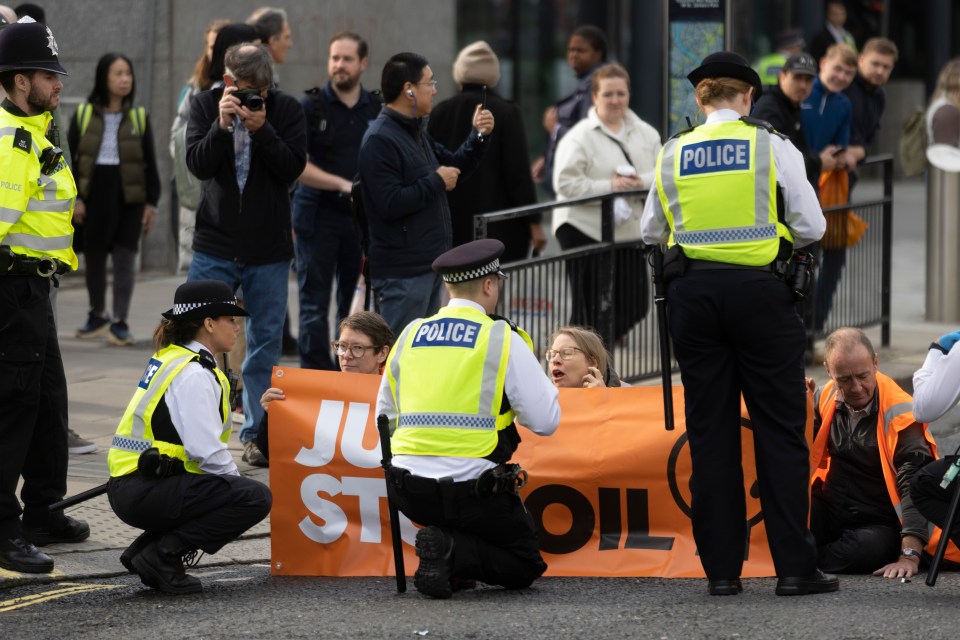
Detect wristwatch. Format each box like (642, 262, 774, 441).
(901, 548, 922, 561)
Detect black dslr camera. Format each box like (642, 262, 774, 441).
(234, 89, 264, 111)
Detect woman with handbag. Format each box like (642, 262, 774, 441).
(552, 64, 661, 342)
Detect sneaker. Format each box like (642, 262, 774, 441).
(76, 312, 110, 338)
(231, 405, 245, 425)
(242, 440, 268, 467)
(67, 428, 97, 454)
(108, 321, 135, 346)
(414, 526, 453, 599)
(22, 515, 90, 547)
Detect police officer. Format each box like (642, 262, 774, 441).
(0, 17, 88, 574)
(640, 52, 835, 596)
(107, 280, 272, 595)
(376, 239, 560, 598)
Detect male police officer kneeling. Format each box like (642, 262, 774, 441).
(376, 239, 560, 598)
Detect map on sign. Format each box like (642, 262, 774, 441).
(667, 21, 725, 136)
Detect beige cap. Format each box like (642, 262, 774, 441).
(453, 40, 500, 88)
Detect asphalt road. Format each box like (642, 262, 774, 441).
(4, 568, 960, 639)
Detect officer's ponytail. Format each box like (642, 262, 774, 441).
(153, 317, 206, 351)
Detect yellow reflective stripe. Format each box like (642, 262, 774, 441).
(131, 353, 195, 439)
(479, 321, 506, 414)
(2, 232, 72, 251)
(77, 104, 92, 137)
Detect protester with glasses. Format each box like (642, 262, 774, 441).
(546, 325, 625, 388)
(256, 311, 394, 458)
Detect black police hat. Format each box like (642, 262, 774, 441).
(687, 51, 762, 100)
(162, 280, 250, 321)
(432, 239, 507, 283)
(0, 18, 67, 75)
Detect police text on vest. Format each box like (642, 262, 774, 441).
(412, 318, 481, 348)
(679, 139, 750, 176)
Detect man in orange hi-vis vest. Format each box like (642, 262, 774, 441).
(809, 327, 945, 580)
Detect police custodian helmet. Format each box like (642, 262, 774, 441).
(0, 17, 68, 75)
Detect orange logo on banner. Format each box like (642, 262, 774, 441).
(270, 368, 812, 578)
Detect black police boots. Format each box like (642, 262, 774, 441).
(0, 538, 54, 573)
(131, 534, 202, 595)
(414, 526, 454, 599)
(22, 515, 90, 546)
(120, 530, 162, 574)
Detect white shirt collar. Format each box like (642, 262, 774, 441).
(447, 298, 486, 313)
(704, 109, 743, 124)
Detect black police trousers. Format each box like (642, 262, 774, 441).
(0, 275, 69, 540)
(108, 472, 272, 554)
(912, 457, 960, 547)
(668, 268, 818, 580)
(389, 470, 547, 589)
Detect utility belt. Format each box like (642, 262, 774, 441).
(0, 246, 69, 279)
(385, 463, 528, 500)
(662, 244, 814, 301)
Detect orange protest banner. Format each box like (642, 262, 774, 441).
(270, 367, 810, 578)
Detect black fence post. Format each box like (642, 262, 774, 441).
(597, 196, 616, 347)
(881, 157, 893, 347)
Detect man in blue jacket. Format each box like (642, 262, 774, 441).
(358, 52, 494, 336)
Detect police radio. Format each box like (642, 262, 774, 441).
(40, 123, 62, 175)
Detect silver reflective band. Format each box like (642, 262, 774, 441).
(3, 232, 72, 251)
(111, 434, 153, 453)
(398, 413, 497, 430)
(131, 353, 195, 440)
(674, 224, 778, 245)
(28, 197, 72, 213)
(658, 138, 684, 231)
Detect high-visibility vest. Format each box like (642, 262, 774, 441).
(812, 372, 960, 562)
(386, 305, 518, 458)
(108, 344, 231, 477)
(0, 105, 77, 269)
(73, 103, 147, 203)
(654, 118, 794, 266)
(754, 52, 787, 87)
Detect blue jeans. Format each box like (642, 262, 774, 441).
(292, 188, 361, 370)
(372, 271, 443, 336)
(188, 251, 289, 443)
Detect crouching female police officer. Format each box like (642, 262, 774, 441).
(107, 280, 271, 594)
(640, 52, 833, 596)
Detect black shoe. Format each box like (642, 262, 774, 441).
(120, 531, 162, 574)
(22, 515, 90, 546)
(450, 577, 477, 592)
(0, 538, 54, 573)
(708, 579, 743, 596)
(414, 526, 453, 599)
(775, 569, 839, 596)
(76, 311, 110, 338)
(131, 536, 202, 595)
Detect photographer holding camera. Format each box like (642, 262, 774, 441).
(186, 42, 306, 468)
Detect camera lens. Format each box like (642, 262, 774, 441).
(244, 94, 264, 111)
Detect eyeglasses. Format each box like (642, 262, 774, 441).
(544, 347, 583, 361)
(332, 341, 379, 358)
(418, 80, 438, 89)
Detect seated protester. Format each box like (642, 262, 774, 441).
(808, 327, 935, 579)
(107, 281, 272, 595)
(257, 311, 394, 458)
(546, 325, 627, 388)
(910, 330, 960, 554)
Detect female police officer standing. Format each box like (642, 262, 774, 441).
(640, 52, 834, 596)
(106, 280, 271, 594)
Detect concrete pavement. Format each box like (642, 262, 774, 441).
(2, 175, 957, 590)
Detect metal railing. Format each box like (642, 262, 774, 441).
(474, 155, 894, 382)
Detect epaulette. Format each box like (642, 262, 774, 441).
(740, 115, 789, 141)
(196, 349, 218, 371)
(668, 124, 697, 141)
(488, 313, 519, 333)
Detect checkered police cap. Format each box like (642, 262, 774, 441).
(161, 280, 250, 320)
(432, 239, 507, 284)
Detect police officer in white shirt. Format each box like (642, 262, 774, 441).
(376, 239, 560, 598)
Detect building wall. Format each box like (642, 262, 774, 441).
(38, 0, 455, 270)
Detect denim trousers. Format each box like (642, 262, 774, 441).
(188, 251, 289, 442)
(372, 271, 443, 337)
